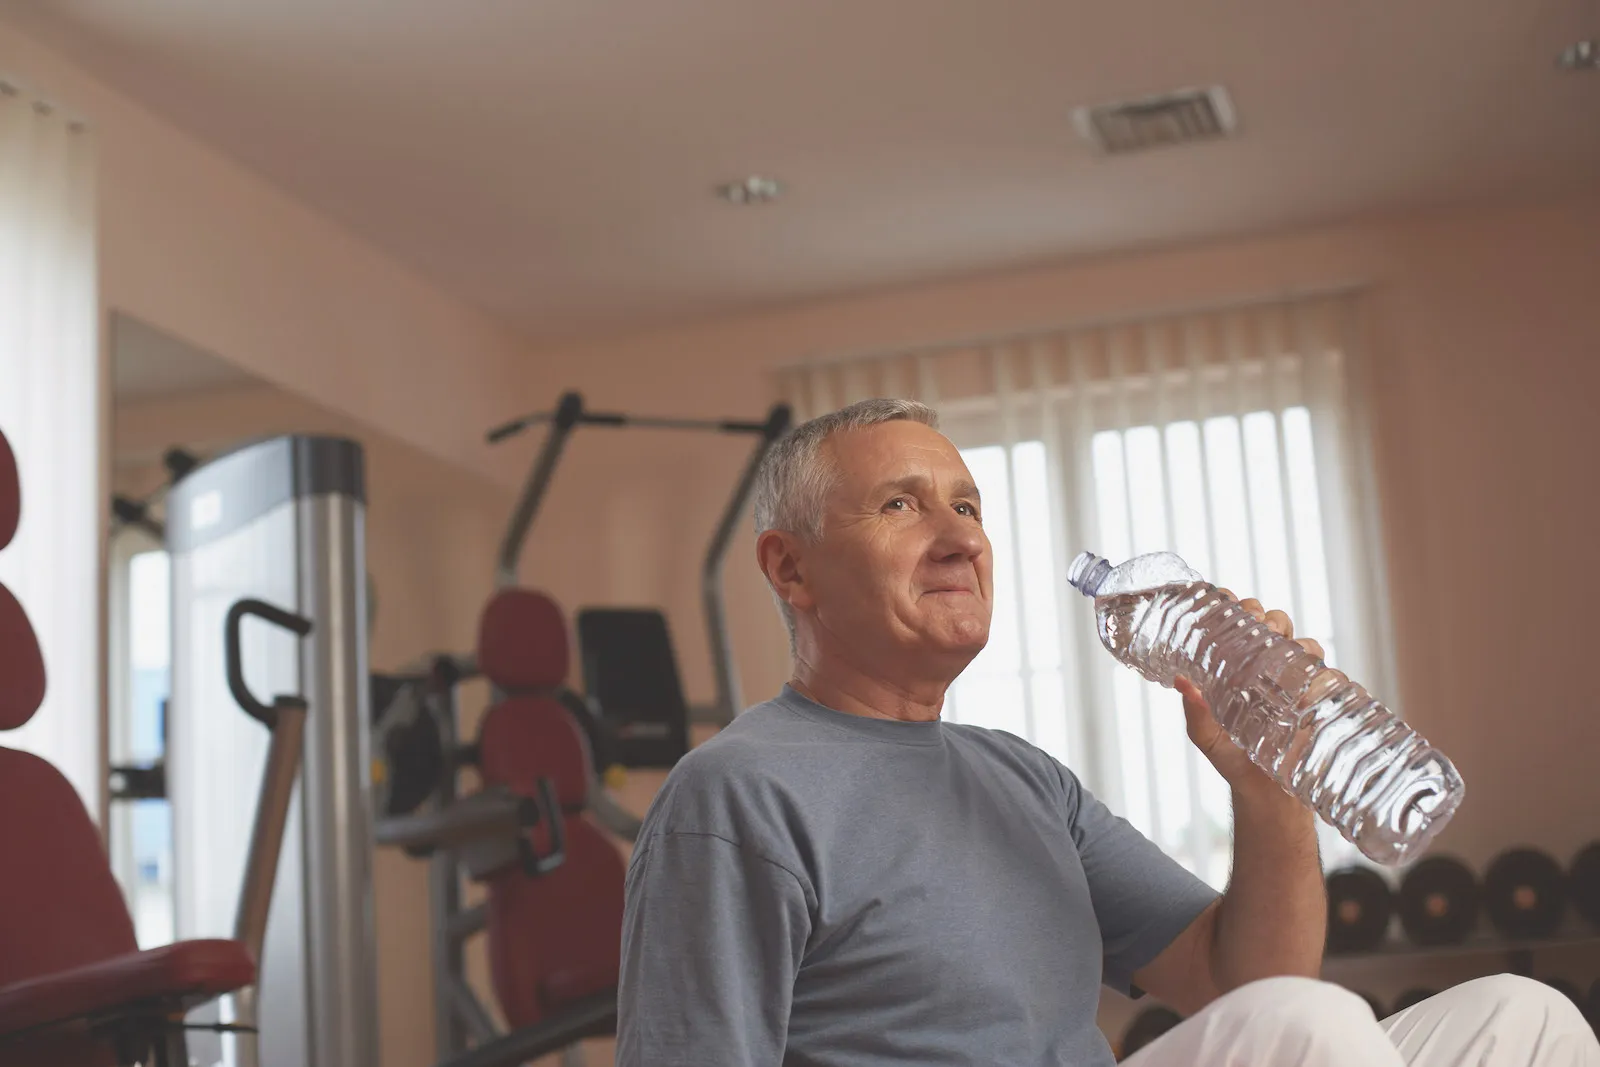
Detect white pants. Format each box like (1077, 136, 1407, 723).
(1125, 974, 1599, 1066)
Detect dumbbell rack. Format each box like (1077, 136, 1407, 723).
(1323, 926, 1600, 981)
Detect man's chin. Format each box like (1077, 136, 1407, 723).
(930, 622, 990, 658)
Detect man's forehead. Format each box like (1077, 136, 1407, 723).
(826, 421, 971, 484)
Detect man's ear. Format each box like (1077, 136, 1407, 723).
(756, 529, 814, 613)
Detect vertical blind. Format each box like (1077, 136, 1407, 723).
(0, 79, 101, 812)
(775, 291, 1392, 885)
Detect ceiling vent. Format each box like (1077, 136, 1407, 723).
(1074, 85, 1238, 155)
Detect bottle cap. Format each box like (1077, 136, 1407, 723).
(1067, 552, 1113, 597)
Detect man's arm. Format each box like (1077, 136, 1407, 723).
(616, 830, 813, 1067)
(1130, 597, 1326, 1014)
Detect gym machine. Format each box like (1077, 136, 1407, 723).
(164, 434, 378, 1067)
(369, 391, 791, 1065)
(486, 389, 793, 728)
(110, 448, 202, 542)
(105, 448, 201, 811)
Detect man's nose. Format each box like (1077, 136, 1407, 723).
(929, 507, 987, 561)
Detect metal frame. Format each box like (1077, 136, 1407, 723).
(487, 390, 791, 723)
(395, 392, 792, 1065)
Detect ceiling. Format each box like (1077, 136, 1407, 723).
(112, 314, 258, 401)
(7, 1, 1600, 345)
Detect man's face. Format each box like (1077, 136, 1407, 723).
(793, 420, 993, 670)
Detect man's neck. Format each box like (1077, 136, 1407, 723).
(789, 646, 951, 723)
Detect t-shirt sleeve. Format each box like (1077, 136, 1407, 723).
(1059, 765, 1220, 995)
(616, 830, 814, 1067)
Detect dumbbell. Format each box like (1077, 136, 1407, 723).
(1484, 848, 1567, 939)
(1325, 866, 1393, 953)
(1397, 855, 1480, 946)
(1568, 842, 1600, 930)
(1121, 1006, 1182, 1058)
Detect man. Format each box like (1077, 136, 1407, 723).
(617, 398, 1596, 1066)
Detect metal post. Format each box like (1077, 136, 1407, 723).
(700, 404, 791, 722)
(494, 392, 584, 588)
(430, 681, 469, 1060)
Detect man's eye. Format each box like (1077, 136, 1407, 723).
(885, 497, 911, 511)
(956, 502, 981, 520)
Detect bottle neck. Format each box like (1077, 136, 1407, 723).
(1066, 552, 1113, 597)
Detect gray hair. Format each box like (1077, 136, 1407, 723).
(752, 397, 940, 642)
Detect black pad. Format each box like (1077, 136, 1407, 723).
(576, 608, 689, 769)
(371, 674, 445, 817)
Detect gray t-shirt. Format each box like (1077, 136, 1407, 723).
(616, 685, 1219, 1066)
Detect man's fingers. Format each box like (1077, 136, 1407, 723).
(1263, 608, 1294, 639)
(1237, 597, 1265, 620)
(1299, 637, 1325, 659)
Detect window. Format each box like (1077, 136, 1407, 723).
(108, 529, 176, 947)
(780, 292, 1392, 889)
(949, 407, 1346, 888)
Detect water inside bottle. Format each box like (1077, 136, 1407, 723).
(1094, 581, 1462, 865)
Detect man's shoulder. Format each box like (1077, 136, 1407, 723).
(941, 721, 1081, 806)
(639, 698, 813, 839)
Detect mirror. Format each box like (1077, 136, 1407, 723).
(105, 311, 513, 951)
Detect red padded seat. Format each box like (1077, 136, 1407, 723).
(486, 819, 625, 1028)
(0, 425, 258, 1066)
(474, 585, 626, 1027)
(0, 939, 254, 1036)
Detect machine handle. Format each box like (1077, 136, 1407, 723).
(225, 598, 314, 729)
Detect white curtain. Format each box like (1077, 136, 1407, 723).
(0, 79, 102, 813)
(775, 291, 1392, 884)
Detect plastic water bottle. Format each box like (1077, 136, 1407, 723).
(1066, 549, 1463, 866)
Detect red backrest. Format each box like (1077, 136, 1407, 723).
(477, 588, 568, 691)
(478, 696, 591, 810)
(0, 426, 138, 1057)
(0, 750, 141, 990)
(0, 427, 19, 552)
(474, 587, 625, 1024)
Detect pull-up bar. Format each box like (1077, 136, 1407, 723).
(487, 390, 793, 722)
(487, 398, 779, 444)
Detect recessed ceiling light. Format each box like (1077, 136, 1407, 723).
(1558, 39, 1600, 70)
(716, 176, 784, 205)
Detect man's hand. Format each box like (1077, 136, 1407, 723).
(1172, 592, 1325, 790)
(1131, 590, 1327, 1011)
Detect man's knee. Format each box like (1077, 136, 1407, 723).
(1444, 973, 1588, 1028)
(1204, 975, 1376, 1043)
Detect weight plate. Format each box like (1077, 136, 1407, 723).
(1325, 866, 1393, 954)
(1568, 842, 1600, 929)
(1484, 848, 1566, 939)
(1397, 854, 1480, 946)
